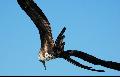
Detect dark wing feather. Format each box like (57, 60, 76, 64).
(58, 51, 104, 72)
(65, 50, 120, 71)
(17, 0, 54, 48)
(55, 27, 66, 52)
(64, 56, 105, 72)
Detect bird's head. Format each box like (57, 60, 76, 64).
(38, 50, 55, 70)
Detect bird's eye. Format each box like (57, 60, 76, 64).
(45, 53, 49, 57)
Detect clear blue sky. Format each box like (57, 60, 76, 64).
(0, 0, 120, 76)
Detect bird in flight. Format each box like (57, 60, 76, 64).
(17, 0, 120, 72)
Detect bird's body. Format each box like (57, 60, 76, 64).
(17, 0, 120, 72)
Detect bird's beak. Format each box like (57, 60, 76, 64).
(39, 60, 46, 70)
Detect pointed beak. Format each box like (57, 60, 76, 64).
(39, 60, 46, 70)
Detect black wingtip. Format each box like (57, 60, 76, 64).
(59, 27, 66, 36)
(17, 0, 50, 24)
(63, 56, 105, 72)
(63, 27, 66, 30)
(63, 27, 66, 32)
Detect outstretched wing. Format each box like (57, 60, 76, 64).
(65, 50, 120, 71)
(64, 56, 105, 72)
(17, 0, 54, 48)
(56, 50, 104, 72)
(54, 27, 104, 72)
